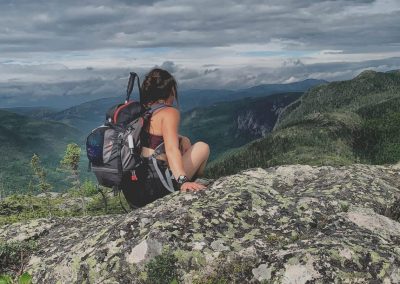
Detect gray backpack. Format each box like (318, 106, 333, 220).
(86, 72, 165, 188)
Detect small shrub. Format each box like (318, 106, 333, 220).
(0, 241, 37, 276)
(0, 272, 32, 284)
(18, 272, 32, 284)
(340, 201, 350, 212)
(0, 274, 12, 284)
(145, 250, 179, 284)
(380, 196, 400, 222)
(193, 255, 255, 284)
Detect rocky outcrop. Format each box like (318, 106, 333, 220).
(236, 110, 273, 137)
(236, 103, 286, 138)
(2, 164, 400, 283)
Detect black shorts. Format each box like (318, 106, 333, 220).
(121, 157, 180, 208)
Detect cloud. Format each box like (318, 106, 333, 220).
(0, 0, 399, 106)
(0, 0, 398, 53)
(159, 61, 179, 73)
(2, 56, 400, 108)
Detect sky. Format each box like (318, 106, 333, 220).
(1, 0, 400, 107)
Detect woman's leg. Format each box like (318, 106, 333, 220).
(181, 141, 210, 180)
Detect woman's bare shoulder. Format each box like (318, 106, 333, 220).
(159, 106, 180, 118)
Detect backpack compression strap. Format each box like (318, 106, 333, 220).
(151, 142, 175, 193)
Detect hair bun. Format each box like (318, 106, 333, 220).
(141, 68, 178, 105)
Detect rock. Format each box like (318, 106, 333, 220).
(58, 197, 94, 211)
(237, 110, 272, 137)
(1, 164, 400, 283)
(36, 192, 61, 198)
(252, 263, 271, 282)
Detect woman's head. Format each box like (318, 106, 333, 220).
(141, 68, 178, 106)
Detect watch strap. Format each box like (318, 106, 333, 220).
(177, 175, 189, 185)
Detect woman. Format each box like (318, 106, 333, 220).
(121, 68, 210, 208)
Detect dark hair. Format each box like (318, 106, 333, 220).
(141, 68, 178, 106)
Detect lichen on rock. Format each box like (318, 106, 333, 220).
(1, 164, 400, 283)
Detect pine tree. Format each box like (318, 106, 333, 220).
(0, 179, 4, 201)
(0, 172, 4, 201)
(27, 180, 36, 213)
(30, 154, 52, 217)
(59, 143, 86, 215)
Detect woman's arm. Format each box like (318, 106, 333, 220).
(162, 108, 205, 192)
(162, 108, 186, 179)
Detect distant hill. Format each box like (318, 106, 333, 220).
(3, 106, 60, 118)
(43, 97, 122, 133)
(179, 79, 327, 111)
(206, 70, 400, 178)
(33, 79, 326, 134)
(180, 92, 303, 160)
(235, 79, 327, 97)
(0, 110, 84, 193)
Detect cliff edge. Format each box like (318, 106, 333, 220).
(1, 164, 400, 283)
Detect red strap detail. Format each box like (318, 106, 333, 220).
(113, 100, 135, 124)
(131, 174, 138, 181)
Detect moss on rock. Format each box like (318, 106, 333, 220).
(1, 164, 400, 283)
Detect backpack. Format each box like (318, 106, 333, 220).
(86, 72, 164, 188)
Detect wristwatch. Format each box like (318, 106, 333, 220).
(176, 175, 189, 187)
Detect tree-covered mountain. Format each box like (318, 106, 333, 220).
(206, 70, 400, 178)
(180, 92, 302, 160)
(0, 110, 84, 194)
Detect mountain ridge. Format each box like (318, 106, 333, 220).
(206, 70, 400, 178)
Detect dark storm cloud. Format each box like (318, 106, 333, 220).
(0, 0, 399, 53)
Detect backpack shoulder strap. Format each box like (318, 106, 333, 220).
(150, 103, 171, 112)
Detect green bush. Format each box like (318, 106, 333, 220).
(0, 241, 37, 276)
(145, 250, 179, 284)
(0, 272, 33, 284)
(0, 190, 130, 226)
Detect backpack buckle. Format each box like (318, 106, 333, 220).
(131, 170, 138, 181)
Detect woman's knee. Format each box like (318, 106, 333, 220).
(193, 141, 210, 156)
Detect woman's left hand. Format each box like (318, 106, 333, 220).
(180, 181, 206, 192)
